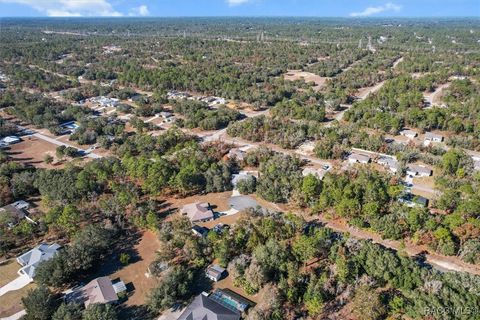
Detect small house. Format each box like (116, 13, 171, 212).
(400, 129, 418, 139)
(377, 156, 399, 173)
(302, 167, 324, 179)
(1, 136, 21, 145)
(424, 132, 444, 143)
(206, 265, 226, 282)
(348, 153, 371, 164)
(181, 202, 214, 223)
(0, 201, 34, 229)
(406, 164, 432, 177)
(159, 111, 173, 119)
(399, 194, 429, 208)
(65, 276, 126, 308)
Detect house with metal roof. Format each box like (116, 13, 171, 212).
(377, 156, 399, 173)
(206, 265, 226, 282)
(348, 153, 371, 164)
(399, 129, 418, 139)
(16, 243, 61, 279)
(424, 132, 444, 143)
(406, 164, 432, 177)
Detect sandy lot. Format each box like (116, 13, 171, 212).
(166, 191, 233, 217)
(0, 283, 35, 317)
(283, 70, 328, 91)
(109, 231, 160, 306)
(6, 136, 62, 169)
(0, 260, 19, 288)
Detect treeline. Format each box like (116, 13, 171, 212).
(147, 209, 480, 319)
(0, 63, 79, 92)
(227, 115, 309, 149)
(1, 90, 91, 132)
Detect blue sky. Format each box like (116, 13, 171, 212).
(0, 0, 478, 17)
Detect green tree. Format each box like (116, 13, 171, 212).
(22, 286, 58, 320)
(352, 285, 386, 320)
(83, 304, 118, 320)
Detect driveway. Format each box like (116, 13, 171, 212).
(0, 310, 26, 320)
(0, 274, 32, 297)
(228, 195, 258, 212)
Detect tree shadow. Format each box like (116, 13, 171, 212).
(117, 304, 156, 320)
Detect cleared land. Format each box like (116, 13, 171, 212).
(283, 70, 328, 91)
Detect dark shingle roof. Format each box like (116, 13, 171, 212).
(178, 294, 240, 320)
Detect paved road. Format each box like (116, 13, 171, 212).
(0, 274, 32, 297)
(31, 133, 102, 159)
(0, 310, 26, 320)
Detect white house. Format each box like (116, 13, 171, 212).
(406, 164, 432, 177)
(206, 264, 226, 282)
(377, 156, 399, 173)
(1, 136, 21, 145)
(424, 132, 444, 143)
(348, 153, 371, 164)
(400, 129, 418, 139)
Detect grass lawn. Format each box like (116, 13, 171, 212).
(0, 260, 21, 287)
(0, 283, 36, 317)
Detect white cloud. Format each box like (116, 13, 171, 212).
(350, 2, 401, 17)
(226, 0, 251, 6)
(0, 0, 123, 17)
(129, 5, 149, 16)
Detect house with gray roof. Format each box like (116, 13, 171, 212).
(399, 129, 418, 139)
(424, 132, 444, 143)
(377, 156, 399, 173)
(406, 164, 432, 177)
(181, 202, 214, 223)
(178, 293, 240, 320)
(206, 265, 226, 282)
(17, 243, 61, 279)
(348, 153, 371, 164)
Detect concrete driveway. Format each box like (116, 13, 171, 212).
(0, 274, 32, 297)
(228, 195, 258, 212)
(0, 310, 26, 320)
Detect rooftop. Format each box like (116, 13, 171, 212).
(181, 202, 214, 222)
(178, 293, 240, 320)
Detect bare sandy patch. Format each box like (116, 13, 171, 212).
(283, 70, 328, 91)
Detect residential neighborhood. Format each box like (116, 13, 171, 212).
(0, 8, 479, 320)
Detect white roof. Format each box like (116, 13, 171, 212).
(17, 243, 61, 278)
(348, 153, 371, 163)
(1, 136, 20, 143)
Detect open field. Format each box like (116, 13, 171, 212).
(109, 231, 160, 306)
(166, 191, 234, 218)
(283, 70, 328, 91)
(0, 282, 35, 318)
(6, 136, 63, 169)
(0, 260, 19, 288)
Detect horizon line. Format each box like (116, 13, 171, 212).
(1, 16, 479, 20)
